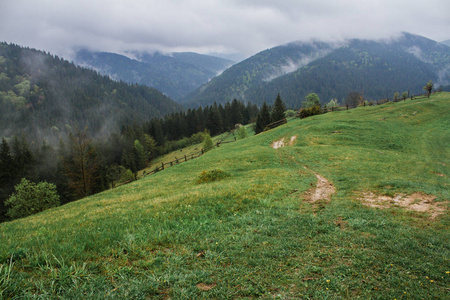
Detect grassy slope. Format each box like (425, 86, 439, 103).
(1, 94, 449, 299)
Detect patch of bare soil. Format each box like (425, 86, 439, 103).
(271, 136, 297, 149)
(305, 174, 336, 203)
(359, 192, 448, 219)
(196, 282, 217, 291)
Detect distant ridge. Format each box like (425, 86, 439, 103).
(74, 50, 234, 101)
(184, 33, 450, 108)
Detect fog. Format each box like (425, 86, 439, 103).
(1, 0, 449, 61)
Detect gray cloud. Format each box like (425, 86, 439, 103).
(1, 0, 449, 60)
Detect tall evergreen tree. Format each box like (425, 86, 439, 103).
(271, 93, 286, 122)
(254, 102, 271, 134)
(207, 104, 223, 136)
(231, 98, 244, 125)
(0, 138, 15, 221)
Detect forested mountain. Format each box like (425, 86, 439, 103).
(441, 40, 450, 47)
(0, 43, 182, 142)
(184, 33, 450, 108)
(74, 50, 234, 101)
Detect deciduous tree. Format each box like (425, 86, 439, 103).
(423, 80, 433, 97)
(5, 178, 60, 219)
(303, 93, 320, 108)
(61, 127, 100, 199)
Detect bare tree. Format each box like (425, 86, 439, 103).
(62, 127, 99, 198)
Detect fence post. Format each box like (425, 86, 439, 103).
(346, 104, 349, 110)
(185, 155, 187, 162)
(217, 142, 220, 147)
(202, 149, 204, 155)
(161, 162, 164, 170)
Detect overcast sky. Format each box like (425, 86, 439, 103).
(1, 0, 449, 61)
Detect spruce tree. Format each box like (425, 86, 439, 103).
(271, 93, 286, 122)
(254, 102, 271, 134)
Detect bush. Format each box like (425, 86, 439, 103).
(5, 178, 60, 219)
(203, 134, 214, 152)
(196, 169, 229, 184)
(298, 105, 322, 119)
(284, 109, 297, 118)
(237, 126, 247, 139)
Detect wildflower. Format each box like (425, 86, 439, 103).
(430, 280, 434, 283)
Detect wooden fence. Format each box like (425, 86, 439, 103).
(143, 135, 237, 177)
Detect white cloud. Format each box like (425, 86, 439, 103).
(1, 0, 449, 60)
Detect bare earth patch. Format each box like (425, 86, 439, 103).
(305, 174, 336, 203)
(271, 136, 297, 149)
(359, 192, 448, 219)
(196, 282, 217, 291)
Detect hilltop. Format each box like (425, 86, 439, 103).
(0, 93, 449, 298)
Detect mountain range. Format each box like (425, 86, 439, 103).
(183, 33, 450, 108)
(74, 50, 234, 101)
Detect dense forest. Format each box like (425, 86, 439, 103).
(0, 97, 262, 222)
(0, 43, 182, 143)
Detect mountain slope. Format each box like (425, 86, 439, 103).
(184, 41, 337, 107)
(1, 93, 449, 298)
(0, 43, 182, 141)
(74, 50, 234, 101)
(185, 33, 450, 108)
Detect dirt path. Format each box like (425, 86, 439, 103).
(270, 137, 335, 203)
(307, 173, 336, 203)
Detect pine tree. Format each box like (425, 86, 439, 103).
(271, 93, 286, 123)
(231, 98, 244, 125)
(254, 102, 271, 134)
(207, 104, 223, 136)
(0, 138, 15, 221)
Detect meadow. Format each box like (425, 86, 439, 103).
(1, 93, 449, 299)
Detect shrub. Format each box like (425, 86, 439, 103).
(284, 109, 297, 118)
(5, 178, 60, 219)
(298, 105, 322, 119)
(324, 98, 339, 111)
(203, 134, 214, 152)
(196, 169, 230, 184)
(237, 126, 247, 139)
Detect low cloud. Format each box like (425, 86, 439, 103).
(1, 0, 449, 61)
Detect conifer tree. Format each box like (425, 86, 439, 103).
(254, 102, 271, 134)
(271, 93, 286, 122)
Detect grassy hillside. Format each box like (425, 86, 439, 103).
(1, 93, 449, 299)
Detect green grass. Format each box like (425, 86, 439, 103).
(1, 93, 449, 299)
